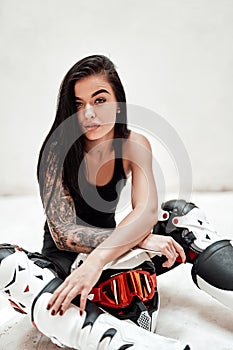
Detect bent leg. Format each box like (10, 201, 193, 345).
(191, 239, 233, 310)
(32, 278, 189, 350)
(0, 243, 56, 314)
(0, 243, 189, 350)
(153, 199, 233, 310)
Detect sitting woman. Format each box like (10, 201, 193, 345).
(1, 54, 232, 350)
(38, 54, 186, 319)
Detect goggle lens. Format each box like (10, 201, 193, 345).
(90, 270, 156, 308)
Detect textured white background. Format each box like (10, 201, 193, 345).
(0, 0, 233, 195)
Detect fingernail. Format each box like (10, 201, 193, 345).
(47, 304, 51, 310)
(51, 310, 56, 316)
(80, 310, 83, 316)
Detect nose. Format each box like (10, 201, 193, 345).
(84, 103, 95, 119)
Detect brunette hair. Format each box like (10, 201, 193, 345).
(37, 55, 130, 207)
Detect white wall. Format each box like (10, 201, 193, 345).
(0, 0, 233, 195)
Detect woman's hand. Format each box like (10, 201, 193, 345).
(138, 234, 186, 268)
(47, 258, 103, 316)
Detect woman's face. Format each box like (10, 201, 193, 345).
(74, 74, 118, 141)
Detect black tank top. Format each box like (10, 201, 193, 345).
(42, 141, 127, 268)
(73, 144, 127, 228)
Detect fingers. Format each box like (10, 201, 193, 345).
(162, 237, 186, 268)
(45, 254, 103, 317)
(162, 247, 176, 268)
(47, 281, 68, 312)
(173, 240, 186, 263)
(79, 291, 88, 315)
(47, 282, 74, 316)
(56, 286, 77, 315)
(46, 280, 90, 317)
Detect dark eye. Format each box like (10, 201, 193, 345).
(95, 97, 106, 105)
(75, 101, 83, 109)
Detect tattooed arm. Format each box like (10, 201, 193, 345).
(40, 142, 113, 254)
(47, 185, 114, 254)
(47, 132, 159, 315)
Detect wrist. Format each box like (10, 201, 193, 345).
(138, 240, 144, 248)
(138, 234, 153, 250)
(86, 248, 107, 268)
(88, 244, 127, 267)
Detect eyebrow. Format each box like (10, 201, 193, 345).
(75, 89, 110, 100)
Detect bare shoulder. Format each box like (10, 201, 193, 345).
(123, 131, 152, 153)
(122, 131, 153, 174)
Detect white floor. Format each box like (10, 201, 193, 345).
(0, 193, 233, 350)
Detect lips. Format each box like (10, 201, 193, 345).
(84, 123, 100, 131)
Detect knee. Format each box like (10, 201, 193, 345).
(191, 240, 233, 309)
(191, 239, 233, 290)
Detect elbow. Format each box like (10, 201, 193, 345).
(134, 202, 158, 230)
(53, 234, 65, 251)
(137, 204, 158, 232)
(148, 205, 158, 228)
(55, 239, 65, 251)
(55, 227, 72, 251)
(145, 198, 158, 227)
(48, 224, 66, 251)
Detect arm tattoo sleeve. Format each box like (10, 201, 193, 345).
(39, 141, 113, 253)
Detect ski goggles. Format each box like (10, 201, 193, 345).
(89, 270, 157, 308)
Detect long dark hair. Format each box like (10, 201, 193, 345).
(37, 55, 130, 209)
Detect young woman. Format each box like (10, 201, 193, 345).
(1, 54, 231, 350)
(37, 54, 186, 317)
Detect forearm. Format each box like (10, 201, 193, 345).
(86, 204, 157, 267)
(48, 204, 156, 256)
(48, 220, 114, 254)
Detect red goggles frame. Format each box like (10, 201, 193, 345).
(89, 270, 157, 309)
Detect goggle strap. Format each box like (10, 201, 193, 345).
(151, 273, 157, 288)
